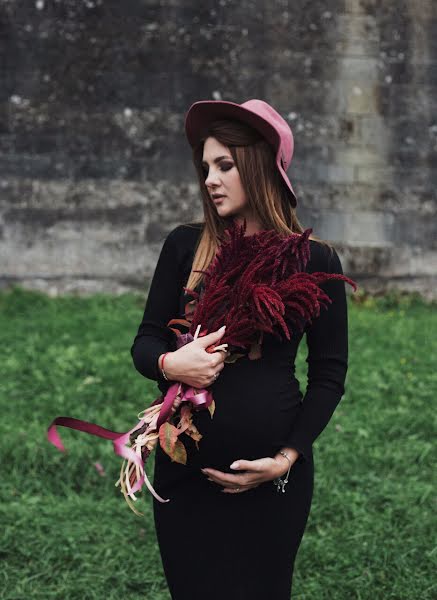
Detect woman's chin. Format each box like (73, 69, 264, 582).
(216, 204, 238, 218)
(215, 205, 231, 217)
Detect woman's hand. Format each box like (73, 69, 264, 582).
(161, 326, 229, 389)
(201, 449, 300, 494)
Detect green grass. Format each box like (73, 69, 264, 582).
(1, 286, 435, 599)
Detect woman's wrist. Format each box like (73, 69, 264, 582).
(158, 352, 175, 381)
(157, 353, 165, 378)
(272, 448, 300, 493)
(274, 447, 299, 476)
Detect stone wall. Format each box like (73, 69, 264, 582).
(0, 0, 436, 298)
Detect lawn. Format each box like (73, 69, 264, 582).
(1, 287, 435, 600)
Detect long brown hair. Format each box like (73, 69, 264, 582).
(184, 119, 332, 291)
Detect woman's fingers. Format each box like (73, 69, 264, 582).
(206, 475, 258, 493)
(202, 468, 257, 488)
(196, 328, 227, 350)
(221, 484, 259, 494)
(202, 458, 279, 490)
(213, 344, 229, 353)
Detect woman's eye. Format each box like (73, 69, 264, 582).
(201, 162, 233, 177)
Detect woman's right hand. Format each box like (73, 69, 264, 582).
(160, 326, 229, 389)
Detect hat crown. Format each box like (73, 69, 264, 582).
(240, 99, 294, 168)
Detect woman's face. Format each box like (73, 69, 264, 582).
(201, 136, 251, 221)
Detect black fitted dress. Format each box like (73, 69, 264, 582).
(131, 222, 349, 600)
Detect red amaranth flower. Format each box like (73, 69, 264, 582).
(183, 219, 357, 355)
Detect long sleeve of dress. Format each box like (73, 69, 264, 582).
(130, 226, 184, 392)
(284, 243, 349, 461)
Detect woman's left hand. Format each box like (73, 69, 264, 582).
(201, 452, 298, 494)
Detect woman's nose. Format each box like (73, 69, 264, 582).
(205, 169, 220, 188)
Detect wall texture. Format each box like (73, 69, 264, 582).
(0, 0, 436, 297)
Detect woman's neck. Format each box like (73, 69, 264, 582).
(233, 217, 264, 237)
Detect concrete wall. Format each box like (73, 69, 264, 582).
(0, 0, 436, 298)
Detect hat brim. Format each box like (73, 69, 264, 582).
(185, 100, 280, 150)
(184, 100, 297, 207)
(277, 161, 297, 207)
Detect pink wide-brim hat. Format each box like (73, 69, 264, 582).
(184, 98, 297, 207)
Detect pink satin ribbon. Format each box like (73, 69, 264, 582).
(47, 381, 214, 503)
(156, 382, 213, 429)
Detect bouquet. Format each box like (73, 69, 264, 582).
(48, 219, 357, 515)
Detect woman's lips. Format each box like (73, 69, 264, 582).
(213, 196, 225, 203)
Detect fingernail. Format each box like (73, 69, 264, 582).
(230, 462, 239, 469)
(220, 325, 226, 331)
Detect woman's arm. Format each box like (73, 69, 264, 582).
(284, 243, 349, 462)
(130, 226, 185, 390)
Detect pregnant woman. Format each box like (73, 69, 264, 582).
(131, 99, 352, 599)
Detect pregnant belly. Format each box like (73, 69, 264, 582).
(183, 362, 303, 472)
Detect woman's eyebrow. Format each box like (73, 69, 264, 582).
(201, 155, 232, 167)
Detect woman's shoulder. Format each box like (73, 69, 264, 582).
(307, 238, 342, 275)
(162, 222, 204, 270)
(166, 221, 204, 246)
